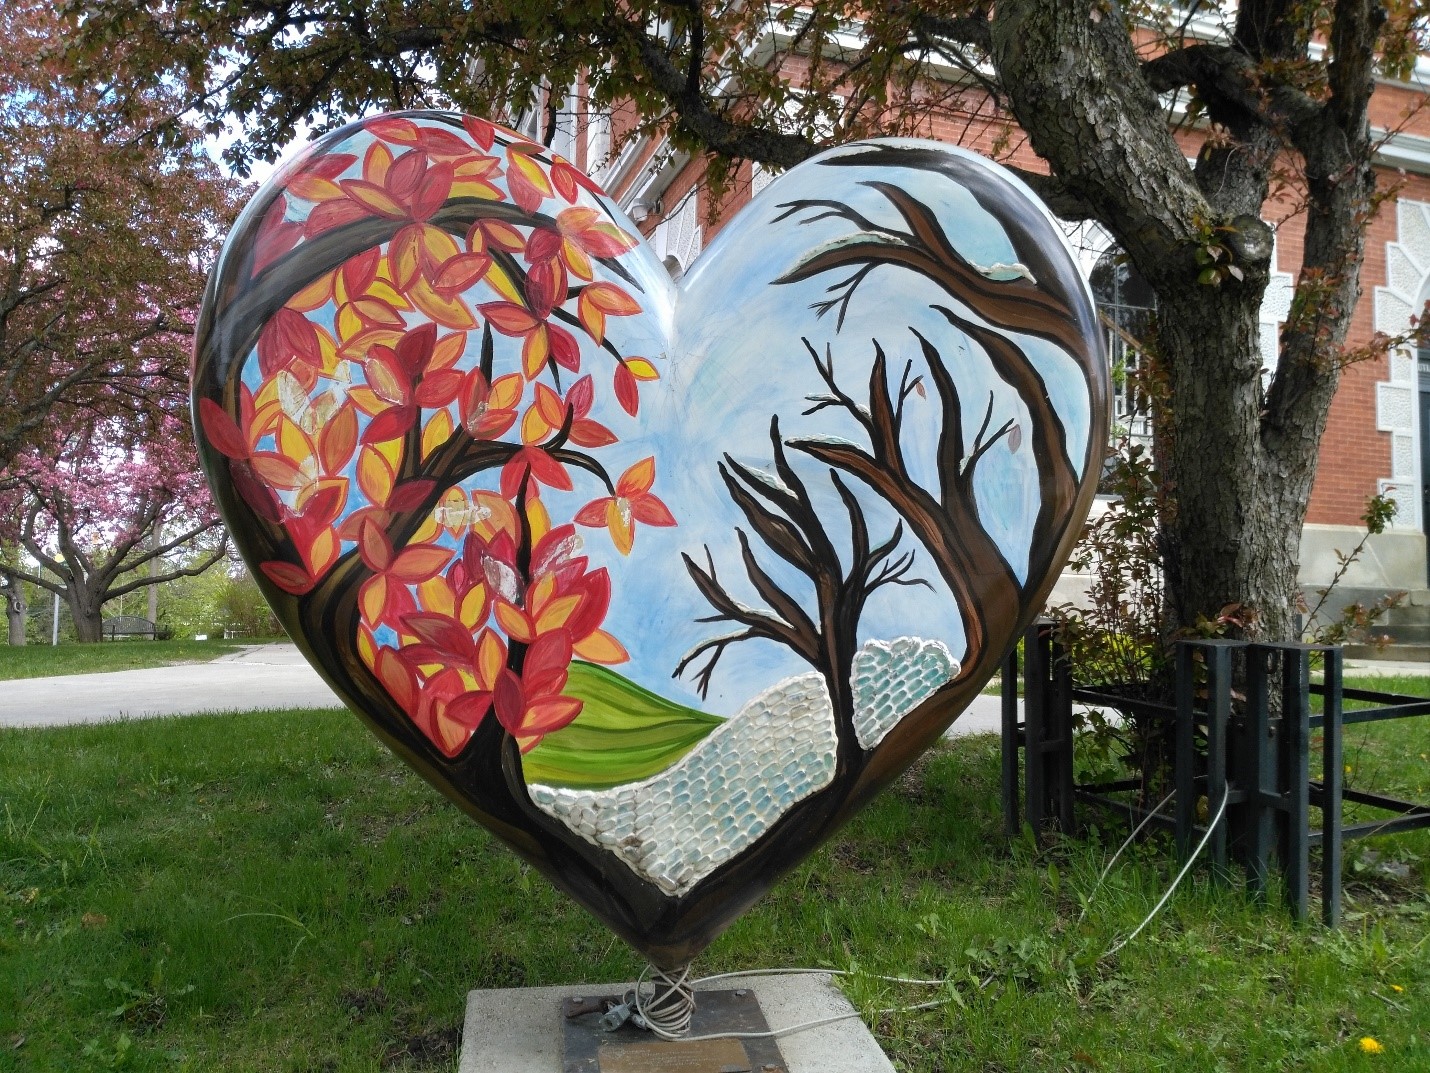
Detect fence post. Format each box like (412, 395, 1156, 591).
(1050, 631, 1075, 832)
(1023, 622, 1047, 836)
(1204, 642, 1233, 875)
(1238, 647, 1276, 898)
(1174, 642, 1197, 861)
(1321, 648, 1344, 927)
(1001, 640, 1021, 839)
(1274, 645, 1312, 923)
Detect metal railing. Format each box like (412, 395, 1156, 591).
(1001, 623, 1430, 925)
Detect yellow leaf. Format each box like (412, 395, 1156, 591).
(418, 576, 456, 617)
(410, 277, 478, 329)
(626, 358, 660, 381)
(422, 409, 454, 460)
(290, 272, 336, 312)
(484, 262, 523, 305)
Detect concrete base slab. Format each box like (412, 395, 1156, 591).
(460, 973, 895, 1073)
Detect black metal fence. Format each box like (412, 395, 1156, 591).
(1001, 622, 1430, 925)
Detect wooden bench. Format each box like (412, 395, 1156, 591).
(102, 615, 171, 641)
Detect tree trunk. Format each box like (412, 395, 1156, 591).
(68, 586, 103, 643)
(1156, 284, 1301, 643)
(2, 570, 25, 645)
(989, 0, 1372, 649)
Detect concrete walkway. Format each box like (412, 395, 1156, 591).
(1, 643, 344, 729)
(0, 641, 1013, 735)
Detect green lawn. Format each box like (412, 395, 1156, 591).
(0, 640, 242, 681)
(2, 710, 1426, 1072)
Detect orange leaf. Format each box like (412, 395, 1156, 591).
(480, 302, 540, 335)
(429, 331, 467, 371)
(534, 594, 583, 635)
(390, 545, 453, 582)
(360, 576, 388, 625)
(357, 444, 396, 506)
(618, 457, 657, 497)
(250, 452, 307, 490)
(418, 575, 456, 617)
(582, 281, 641, 315)
(494, 601, 534, 643)
(572, 629, 629, 665)
(319, 403, 359, 472)
(409, 277, 478, 330)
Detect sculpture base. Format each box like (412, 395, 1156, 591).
(459, 973, 896, 1073)
(562, 988, 783, 1072)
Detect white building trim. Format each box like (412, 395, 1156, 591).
(1372, 198, 1430, 531)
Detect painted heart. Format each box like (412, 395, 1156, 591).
(192, 110, 1108, 970)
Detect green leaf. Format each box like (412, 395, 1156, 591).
(520, 663, 722, 789)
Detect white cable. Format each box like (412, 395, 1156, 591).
(1078, 790, 1176, 922)
(624, 788, 1231, 1044)
(1104, 785, 1229, 958)
(629, 965, 958, 1043)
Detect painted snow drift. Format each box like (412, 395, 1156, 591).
(191, 110, 1109, 968)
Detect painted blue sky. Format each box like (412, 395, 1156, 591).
(238, 127, 1093, 719)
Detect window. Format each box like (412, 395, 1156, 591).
(1090, 247, 1156, 446)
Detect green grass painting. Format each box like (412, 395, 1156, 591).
(520, 662, 721, 788)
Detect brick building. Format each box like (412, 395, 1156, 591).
(526, 35, 1430, 610)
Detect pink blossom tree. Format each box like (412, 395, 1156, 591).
(0, 410, 227, 642)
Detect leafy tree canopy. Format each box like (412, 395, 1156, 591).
(59, 1, 1430, 650)
(0, 1, 240, 468)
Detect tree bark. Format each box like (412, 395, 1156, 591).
(2, 569, 25, 645)
(990, 0, 1377, 647)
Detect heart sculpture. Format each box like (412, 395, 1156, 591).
(192, 110, 1108, 971)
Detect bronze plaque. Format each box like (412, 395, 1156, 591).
(598, 1037, 750, 1073)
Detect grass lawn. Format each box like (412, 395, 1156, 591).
(0, 640, 243, 682)
(2, 708, 1427, 1072)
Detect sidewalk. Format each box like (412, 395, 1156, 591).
(0, 642, 1012, 735)
(0, 643, 344, 729)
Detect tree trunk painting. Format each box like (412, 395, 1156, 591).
(193, 112, 1107, 969)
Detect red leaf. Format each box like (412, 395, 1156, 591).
(523, 630, 573, 696)
(198, 398, 248, 460)
(446, 691, 493, 729)
(260, 560, 315, 595)
(395, 322, 439, 378)
(386, 149, 429, 203)
(462, 116, 495, 150)
(410, 160, 455, 222)
(493, 669, 526, 735)
(385, 479, 437, 513)
(573, 499, 611, 527)
(614, 364, 639, 416)
(565, 569, 611, 640)
(230, 460, 285, 524)
(401, 612, 476, 662)
(548, 324, 581, 372)
(414, 369, 464, 408)
(525, 229, 562, 264)
(565, 375, 594, 417)
(361, 405, 418, 444)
